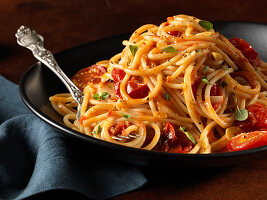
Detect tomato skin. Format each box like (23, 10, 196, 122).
(108, 121, 131, 136)
(111, 68, 149, 99)
(154, 122, 194, 153)
(227, 131, 267, 151)
(167, 31, 181, 37)
(126, 81, 149, 99)
(71, 65, 107, 90)
(192, 77, 223, 109)
(237, 103, 267, 132)
(111, 68, 126, 82)
(229, 38, 261, 68)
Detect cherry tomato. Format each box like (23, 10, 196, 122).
(154, 122, 194, 153)
(229, 38, 261, 68)
(111, 68, 126, 82)
(227, 131, 267, 151)
(192, 77, 223, 109)
(111, 68, 149, 99)
(126, 81, 149, 99)
(108, 121, 131, 136)
(237, 103, 267, 132)
(71, 65, 107, 90)
(167, 31, 181, 37)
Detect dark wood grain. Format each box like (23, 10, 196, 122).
(0, 0, 266, 199)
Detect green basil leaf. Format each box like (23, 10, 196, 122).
(97, 125, 101, 134)
(162, 46, 177, 53)
(234, 107, 248, 121)
(93, 93, 100, 100)
(129, 45, 138, 56)
(179, 126, 196, 144)
(122, 113, 130, 119)
(101, 92, 109, 100)
(164, 93, 171, 101)
(199, 20, 213, 31)
(201, 75, 211, 85)
(204, 66, 209, 74)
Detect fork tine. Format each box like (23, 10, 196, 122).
(111, 133, 141, 140)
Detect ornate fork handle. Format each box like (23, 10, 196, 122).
(15, 26, 83, 105)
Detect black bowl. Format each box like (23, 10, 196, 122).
(19, 22, 267, 167)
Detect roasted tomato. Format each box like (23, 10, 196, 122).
(111, 68, 149, 99)
(126, 81, 149, 99)
(192, 77, 223, 110)
(109, 121, 131, 136)
(167, 31, 181, 37)
(154, 122, 194, 153)
(71, 65, 107, 90)
(227, 131, 267, 151)
(229, 37, 261, 68)
(111, 68, 126, 82)
(237, 103, 267, 132)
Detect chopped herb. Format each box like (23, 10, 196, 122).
(199, 20, 213, 31)
(221, 81, 227, 88)
(164, 93, 171, 101)
(129, 45, 138, 56)
(195, 49, 204, 52)
(234, 107, 248, 121)
(93, 93, 100, 100)
(122, 113, 130, 119)
(201, 75, 211, 85)
(101, 92, 109, 100)
(147, 97, 150, 101)
(179, 127, 196, 144)
(162, 46, 177, 53)
(92, 131, 96, 134)
(97, 125, 101, 134)
(204, 66, 209, 74)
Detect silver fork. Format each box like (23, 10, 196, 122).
(112, 134, 141, 140)
(16, 26, 83, 120)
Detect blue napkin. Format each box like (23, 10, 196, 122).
(0, 76, 147, 200)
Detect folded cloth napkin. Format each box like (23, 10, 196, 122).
(0, 76, 147, 200)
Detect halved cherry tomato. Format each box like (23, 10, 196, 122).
(126, 81, 149, 99)
(167, 31, 181, 37)
(108, 121, 131, 136)
(71, 65, 107, 90)
(154, 122, 194, 153)
(227, 131, 267, 151)
(111, 68, 149, 99)
(192, 77, 223, 109)
(229, 38, 261, 68)
(237, 103, 267, 132)
(111, 68, 126, 82)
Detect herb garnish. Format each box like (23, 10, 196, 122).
(234, 107, 248, 121)
(199, 20, 213, 31)
(164, 93, 171, 101)
(93, 92, 110, 100)
(201, 75, 211, 85)
(204, 66, 209, 74)
(162, 46, 177, 53)
(179, 127, 196, 144)
(122, 113, 130, 119)
(93, 125, 101, 134)
(101, 92, 110, 100)
(129, 45, 138, 56)
(93, 93, 100, 100)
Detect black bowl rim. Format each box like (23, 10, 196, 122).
(19, 21, 267, 161)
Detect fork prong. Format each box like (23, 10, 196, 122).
(111, 133, 141, 140)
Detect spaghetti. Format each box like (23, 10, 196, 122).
(49, 15, 267, 153)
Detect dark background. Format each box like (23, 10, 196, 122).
(0, 0, 267, 199)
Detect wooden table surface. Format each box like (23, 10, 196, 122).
(0, 0, 266, 199)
